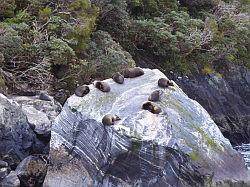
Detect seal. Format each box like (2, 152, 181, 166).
(95, 81, 111, 92)
(122, 67, 144, 78)
(148, 90, 162, 102)
(158, 78, 174, 88)
(39, 92, 51, 101)
(112, 72, 124, 84)
(75, 85, 90, 97)
(142, 101, 162, 114)
(102, 114, 121, 126)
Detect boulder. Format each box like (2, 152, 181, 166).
(15, 155, 48, 187)
(12, 95, 62, 140)
(0, 94, 36, 168)
(0, 171, 20, 187)
(44, 69, 250, 186)
(0, 94, 61, 169)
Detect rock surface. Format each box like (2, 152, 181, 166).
(44, 69, 249, 186)
(0, 94, 37, 168)
(12, 95, 62, 139)
(171, 63, 250, 145)
(15, 155, 48, 187)
(0, 171, 20, 187)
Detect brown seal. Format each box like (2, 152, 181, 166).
(148, 90, 162, 102)
(112, 72, 124, 84)
(158, 78, 174, 88)
(75, 85, 90, 97)
(95, 81, 111, 92)
(122, 67, 144, 78)
(102, 114, 121, 126)
(142, 101, 162, 114)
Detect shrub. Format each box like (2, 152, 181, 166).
(87, 31, 135, 78)
(0, 0, 16, 19)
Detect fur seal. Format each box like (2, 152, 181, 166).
(75, 85, 90, 97)
(142, 101, 162, 114)
(95, 81, 111, 92)
(102, 114, 121, 126)
(39, 92, 51, 101)
(112, 72, 124, 84)
(122, 67, 144, 78)
(148, 90, 162, 102)
(158, 78, 174, 88)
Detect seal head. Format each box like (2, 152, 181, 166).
(95, 81, 111, 92)
(75, 85, 90, 97)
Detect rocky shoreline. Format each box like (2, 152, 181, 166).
(1, 68, 250, 187)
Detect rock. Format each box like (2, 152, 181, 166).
(0, 160, 10, 180)
(0, 171, 20, 187)
(171, 63, 250, 145)
(44, 69, 249, 186)
(15, 155, 48, 187)
(0, 94, 36, 168)
(12, 95, 62, 140)
(0, 167, 9, 180)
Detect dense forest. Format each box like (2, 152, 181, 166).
(0, 0, 249, 103)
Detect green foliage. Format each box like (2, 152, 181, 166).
(0, 23, 24, 62)
(39, 7, 52, 22)
(87, 31, 135, 78)
(129, 0, 178, 18)
(0, 0, 16, 19)
(49, 37, 76, 65)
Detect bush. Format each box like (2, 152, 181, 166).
(87, 30, 135, 78)
(0, 0, 16, 19)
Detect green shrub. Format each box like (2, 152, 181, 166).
(0, 0, 16, 19)
(49, 37, 76, 65)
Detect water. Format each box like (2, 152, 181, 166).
(234, 144, 250, 170)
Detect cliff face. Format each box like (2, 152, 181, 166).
(171, 63, 250, 145)
(44, 68, 249, 186)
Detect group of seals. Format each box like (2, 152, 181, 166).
(74, 67, 174, 125)
(142, 78, 174, 114)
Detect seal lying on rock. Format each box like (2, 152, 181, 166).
(75, 85, 90, 97)
(148, 90, 162, 102)
(102, 114, 121, 126)
(122, 67, 144, 78)
(112, 72, 124, 84)
(142, 101, 162, 114)
(158, 78, 174, 88)
(95, 81, 111, 92)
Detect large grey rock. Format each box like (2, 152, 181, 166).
(15, 155, 48, 187)
(0, 171, 20, 187)
(0, 94, 36, 168)
(12, 95, 62, 137)
(44, 69, 250, 186)
(171, 63, 250, 145)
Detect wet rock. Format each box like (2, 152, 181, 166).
(15, 155, 48, 187)
(44, 68, 249, 186)
(171, 63, 250, 145)
(0, 171, 20, 187)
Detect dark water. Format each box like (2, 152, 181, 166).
(234, 144, 250, 170)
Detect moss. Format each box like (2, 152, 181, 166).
(130, 139, 142, 154)
(202, 66, 215, 75)
(189, 150, 199, 161)
(195, 127, 218, 148)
